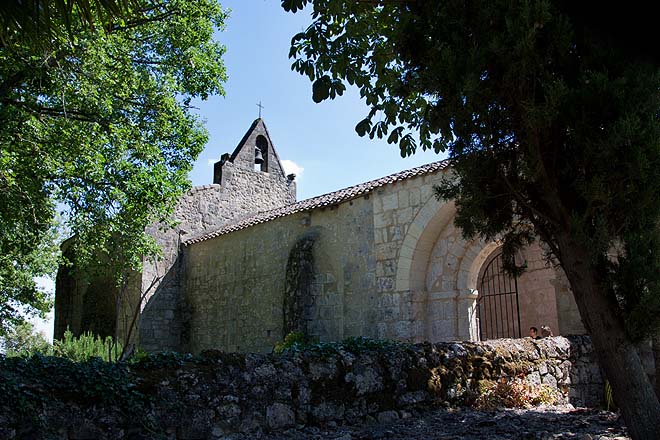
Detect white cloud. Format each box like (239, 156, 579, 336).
(281, 159, 304, 180)
(207, 157, 218, 166)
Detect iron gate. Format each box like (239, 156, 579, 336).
(476, 252, 521, 340)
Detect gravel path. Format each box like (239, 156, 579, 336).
(244, 405, 628, 440)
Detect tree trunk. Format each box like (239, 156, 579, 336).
(556, 235, 660, 440)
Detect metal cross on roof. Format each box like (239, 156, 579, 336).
(257, 101, 264, 118)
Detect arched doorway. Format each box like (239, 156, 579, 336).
(476, 250, 522, 340)
(395, 188, 584, 342)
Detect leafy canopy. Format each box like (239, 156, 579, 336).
(283, 0, 660, 339)
(0, 0, 227, 335)
(0, 0, 140, 49)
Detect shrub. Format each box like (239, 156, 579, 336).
(0, 353, 146, 425)
(129, 350, 194, 369)
(273, 331, 309, 354)
(53, 328, 122, 362)
(474, 377, 562, 409)
(274, 332, 403, 356)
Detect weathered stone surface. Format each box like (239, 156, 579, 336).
(377, 411, 400, 423)
(56, 119, 297, 353)
(266, 403, 295, 430)
(0, 428, 15, 440)
(1, 336, 611, 439)
(56, 118, 593, 365)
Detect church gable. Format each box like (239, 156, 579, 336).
(214, 118, 287, 184)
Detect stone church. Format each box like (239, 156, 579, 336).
(54, 119, 585, 354)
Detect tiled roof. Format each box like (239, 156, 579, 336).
(183, 159, 450, 246)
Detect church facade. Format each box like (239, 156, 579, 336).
(54, 119, 585, 354)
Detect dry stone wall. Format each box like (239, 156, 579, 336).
(0, 337, 606, 440)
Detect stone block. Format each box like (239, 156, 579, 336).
(396, 207, 413, 225)
(420, 184, 433, 202)
(541, 373, 558, 388)
(374, 228, 386, 244)
(381, 193, 399, 211)
(310, 401, 345, 422)
(388, 225, 403, 241)
(266, 403, 295, 430)
(373, 212, 391, 229)
(372, 196, 383, 214)
(398, 189, 410, 209)
(377, 277, 395, 292)
(375, 243, 398, 260)
(409, 187, 421, 206)
(377, 410, 400, 423)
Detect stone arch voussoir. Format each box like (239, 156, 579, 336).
(395, 197, 456, 293)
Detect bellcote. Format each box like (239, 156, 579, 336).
(213, 118, 287, 184)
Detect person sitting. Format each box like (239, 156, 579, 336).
(529, 326, 541, 339)
(540, 325, 554, 337)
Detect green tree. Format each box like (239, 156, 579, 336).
(1, 321, 51, 356)
(0, 0, 227, 336)
(283, 0, 660, 437)
(0, 0, 139, 48)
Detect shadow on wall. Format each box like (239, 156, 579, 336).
(138, 255, 186, 353)
(54, 243, 140, 342)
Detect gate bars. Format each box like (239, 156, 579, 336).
(476, 252, 522, 340)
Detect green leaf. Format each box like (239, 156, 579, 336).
(281, 0, 309, 13)
(355, 118, 371, 137)
(312, 75, 331, 103)
(0, 0, 228, 335)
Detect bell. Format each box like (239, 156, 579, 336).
(254, 147, 264, 164)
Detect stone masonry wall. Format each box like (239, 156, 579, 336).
(182, 194, 377, 354)
(139, 163, 295, 352)
(371, 175, 441, 342)
(0, 337, 606, 440)
(181, 167, 586, 354)
(180, 169, 460, 354)
(370, 169, 585, 343)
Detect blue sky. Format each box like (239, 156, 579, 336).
(33, 0, 446, 341)
(189, 0, 444, 200)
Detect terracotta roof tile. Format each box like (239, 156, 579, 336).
(183, 159, 450, 246)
